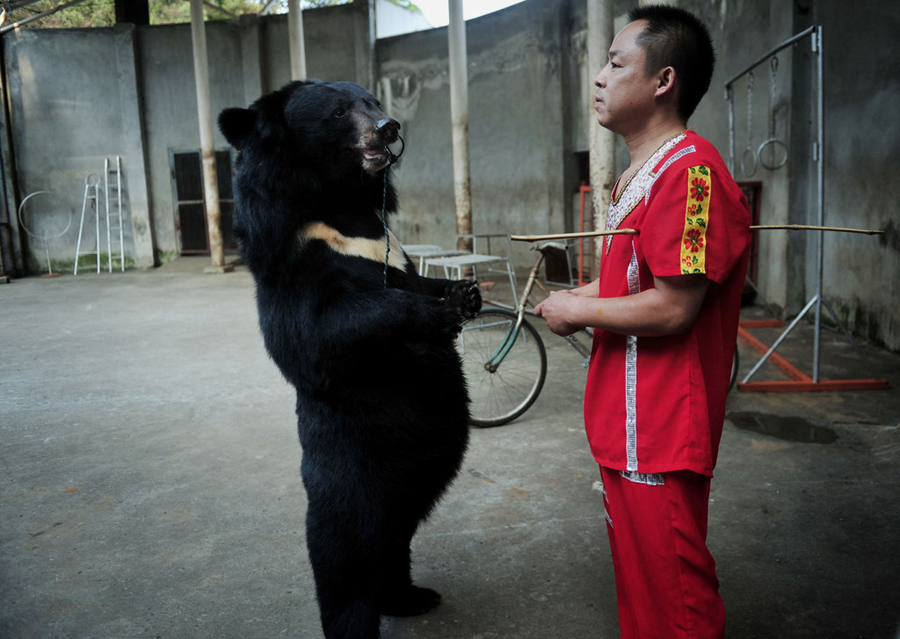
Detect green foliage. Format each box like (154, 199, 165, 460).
(12, 0, 421, 28)
(149, 0, 265, 24)
(300, 0, 421, 11)
(13, 0, 115, 29)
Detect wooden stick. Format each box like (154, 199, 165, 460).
(510, 229, 638, 242)
(750, 224, 883, 235)
(510, 225, 884, 243)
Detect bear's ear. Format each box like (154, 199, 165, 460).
(218, 107, 257, 148)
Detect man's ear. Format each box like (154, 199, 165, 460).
(655, 66, 677, 98)
(218, 107, 257, 148)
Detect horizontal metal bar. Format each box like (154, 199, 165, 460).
(724, 25, 817, 88)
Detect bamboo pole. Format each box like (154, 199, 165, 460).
(511, 229, 638, 242)
(750, 224, 882, 235)
(510, 225, 884, 243)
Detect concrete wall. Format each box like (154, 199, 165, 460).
(816, 0, 900, 348)
(137, 20, 246, 261)
(3, 25, 154, 270)
(2, 0, 899, 349)
(2, 5, 367, 268)
(377, 0, 574, 266)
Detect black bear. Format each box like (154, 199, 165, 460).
(218, 80, 480, 639)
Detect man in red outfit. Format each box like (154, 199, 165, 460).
(535, 5, 751, 638)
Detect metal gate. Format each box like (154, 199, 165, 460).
(169, 149, 236, 254)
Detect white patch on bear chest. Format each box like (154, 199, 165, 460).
(300, 221, 408, 271)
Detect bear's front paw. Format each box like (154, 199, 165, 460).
(446, 280, 482, 319)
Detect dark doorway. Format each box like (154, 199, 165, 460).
(170, 150, 236, 255)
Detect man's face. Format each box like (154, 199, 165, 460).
(593, 20, 659, 135)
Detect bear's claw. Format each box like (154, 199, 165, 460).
(446, 280, 482, 319)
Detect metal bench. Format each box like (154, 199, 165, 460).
(423, 234, 518, 306)
(403, 244, 468, 276)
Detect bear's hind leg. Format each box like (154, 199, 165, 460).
(376, 534, 442, 617)
(378, 584, 441, 618)
(317, 589, 380, 639)
(306, 509, 381, 638)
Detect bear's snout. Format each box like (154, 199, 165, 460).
(376, 117, 401, 145)
(358, 114, 402, 171)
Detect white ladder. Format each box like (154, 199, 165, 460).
(105, 156, 125, 272)
(73, 173, 102, 275)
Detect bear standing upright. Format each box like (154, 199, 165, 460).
(219, 80, 480, 639)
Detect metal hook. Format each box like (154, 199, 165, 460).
(387, 134, 405, 164)
(742, 72, 757, 177)
(760, 55, 788, 170)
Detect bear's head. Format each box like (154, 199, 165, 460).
(219, 80, 402, 183)
(219, 81, 403, 271)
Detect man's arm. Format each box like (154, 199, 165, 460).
(533, 274, 709, 337)
(567, 278, 600, 298)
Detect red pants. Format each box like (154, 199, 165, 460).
(599, 466, 725, 639)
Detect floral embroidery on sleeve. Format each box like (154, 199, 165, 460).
(680, 166, 711, 274)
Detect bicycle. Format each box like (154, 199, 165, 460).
(457, 243, 739, 427)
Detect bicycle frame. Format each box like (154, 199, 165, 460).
(484, 245, 593, 370)
(481, 248, 544, 371)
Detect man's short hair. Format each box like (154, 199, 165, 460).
(627, 4, 715, 122)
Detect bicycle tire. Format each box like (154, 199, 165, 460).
(457, 309, 547, 427)
(729, 345, 740, 392)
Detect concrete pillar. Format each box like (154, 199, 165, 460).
(353, 0, 377, 90)
(288, 0, 307, 80)
(447, 0, 472, 250)
(0, 40, 23, 275)
(189, 0, 227, 271)
(587, 0, 616, 251)
(113, 25, 155, 269)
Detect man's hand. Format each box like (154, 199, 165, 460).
(533, 290, 585, 336)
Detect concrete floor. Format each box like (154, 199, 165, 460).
(2, 257, 899, 639)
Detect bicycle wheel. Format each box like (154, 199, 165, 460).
(457, 309, 547, 427)
(729, 345, 740, 392)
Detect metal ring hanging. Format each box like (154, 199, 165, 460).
(759, 56, 789, 170)
(740, 148, 758, 178)
(757, 137, 789, 170)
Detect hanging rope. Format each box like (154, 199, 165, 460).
(381, 164, 391, 289)
(380, 133, 404, 289)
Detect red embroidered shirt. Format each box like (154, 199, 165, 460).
(583, 131, 751, 477)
